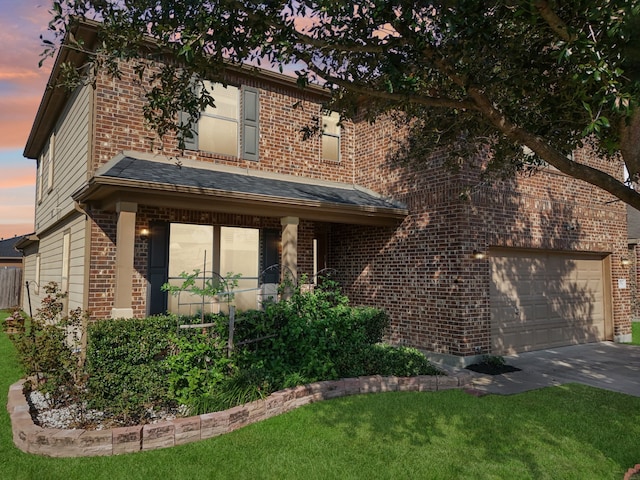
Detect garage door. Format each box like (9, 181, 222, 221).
(490, 250, 608, 354)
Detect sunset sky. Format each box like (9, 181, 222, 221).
(0, 0, 52, 239)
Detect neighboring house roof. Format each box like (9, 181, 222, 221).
(628, 205, 640, 242)
(0, 236, 28, 260)
(73, 153, 408, 226)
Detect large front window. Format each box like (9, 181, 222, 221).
(167, 224, 259, 314)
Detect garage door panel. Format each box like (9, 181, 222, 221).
(490, 250, 606, 354)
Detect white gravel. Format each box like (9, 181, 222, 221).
(28, 390, 183, 430)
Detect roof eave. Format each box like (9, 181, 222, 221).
(23, 20, 99, 159)
(73, 177, 407, 227)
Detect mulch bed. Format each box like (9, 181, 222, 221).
(465, 363, 521, 375)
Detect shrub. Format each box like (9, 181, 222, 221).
(187, 367, 269, 415)
(8, 283, 85, 407)
(357, 344, 443, 377)
(85, 315, 176, 423)
(165, 331, 231, 406)
(230, 281, 426, 391)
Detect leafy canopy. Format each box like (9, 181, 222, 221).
(45, 1, 640, 207)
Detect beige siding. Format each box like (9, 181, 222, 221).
(21, 246, 37, 314)
(21, 215, 87, 316)
(35, 83, 91, 233)
(67, 217, 87, 309)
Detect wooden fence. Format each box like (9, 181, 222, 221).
(0, 267, 22, 310)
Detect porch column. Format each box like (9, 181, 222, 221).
(280, 216, 299, 293)
(111, 201, 137, 319)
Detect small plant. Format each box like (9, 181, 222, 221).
(162, 269, 241, 322)
(10, 282, 86, 407)
(2, 307, 24, 334)
(482, 355, 506, 367)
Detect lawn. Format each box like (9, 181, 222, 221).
(1, 310, 640, 479)
(633, 321, 640, 345)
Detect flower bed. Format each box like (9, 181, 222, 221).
(8, 373, 472, 457)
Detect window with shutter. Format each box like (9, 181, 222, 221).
(179, 82, 259, 161)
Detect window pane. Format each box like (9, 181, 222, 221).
(220, 227, 259, 276)
(199, 116, 238, 156)
(220, 227, 259, 312)
(322, 111, 340, 161)
(322, 112, 340, 135)
(169, 224, 214, 277)
(203, 83, 239, 119)
(322, 135, 340, 161)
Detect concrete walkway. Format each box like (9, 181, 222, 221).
(454, 342, 640, 397)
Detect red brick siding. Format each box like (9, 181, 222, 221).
(91, 64, 354, 184)
(85, 60, 631, 356)
(326, 115, 631, 356)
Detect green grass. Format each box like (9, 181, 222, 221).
(1, 310, 640, 479)
(632, 321, 640, 345)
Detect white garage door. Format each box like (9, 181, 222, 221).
(490, 250, 608, 355)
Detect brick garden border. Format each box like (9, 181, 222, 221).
(8, 373, 472, 457)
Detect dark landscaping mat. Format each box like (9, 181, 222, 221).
(465, 363, 521, 375)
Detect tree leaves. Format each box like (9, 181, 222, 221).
(43, 0, 640, 208)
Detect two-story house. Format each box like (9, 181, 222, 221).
(20, 20, 632, 365)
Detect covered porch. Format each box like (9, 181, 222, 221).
(72, 152, 407, 318)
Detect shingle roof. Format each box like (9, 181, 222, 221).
(99, 156, 405, 211)
(0, 236, 26, 259)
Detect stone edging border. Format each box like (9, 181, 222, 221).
(8, 373, 472, 457)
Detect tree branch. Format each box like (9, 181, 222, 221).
(468, 85, 640, 209)
(533, 0, 575, 42)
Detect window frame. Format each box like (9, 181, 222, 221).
(321, 111, 341, 162)
(180, 82, 260, 161)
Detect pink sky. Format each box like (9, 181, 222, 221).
(0, 0, 52, 239)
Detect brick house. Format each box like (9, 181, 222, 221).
(628, 206, 640, 322)
(21, 21, 632, 365)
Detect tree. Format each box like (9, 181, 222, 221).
(45, 1, 640, 208)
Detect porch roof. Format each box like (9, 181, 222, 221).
(73, 153, 408, 226)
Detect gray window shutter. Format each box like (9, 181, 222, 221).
(242, 87, 259, 161)
(179, 110, 199, 150)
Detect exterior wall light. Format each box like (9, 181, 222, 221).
(621, 257, 631, 266)
(473, 250, 486, 260)
(140, 228, 150, 239)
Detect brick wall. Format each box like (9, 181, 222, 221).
(86, 60, 631, 356)
(91, 63, 355, 185)
(327, 115, 631, 356)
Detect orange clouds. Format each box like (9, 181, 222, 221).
(0, 95, 43, 149)
(0, 223, 33, 239)
(0, 1, 52, 150)
(0, 165, 36, 189)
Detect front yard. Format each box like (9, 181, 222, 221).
(2, 310, 640, 479)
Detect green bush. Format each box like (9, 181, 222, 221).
(85, 315, 176, 423)
(7, 284, 85, 406)
(230, 281, 437, 391)
(165, 331, 231, 406)
(357, 344, 442, 377)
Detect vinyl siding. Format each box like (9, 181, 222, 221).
(35, 83, 91, 233)
(22, 214, 87, 316)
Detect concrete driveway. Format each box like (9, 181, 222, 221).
(462, 342, 640, 397)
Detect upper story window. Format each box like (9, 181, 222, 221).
(322, 111, 340, 162)
(37, 132, 55, 203)
(181, 82, 259, 161)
